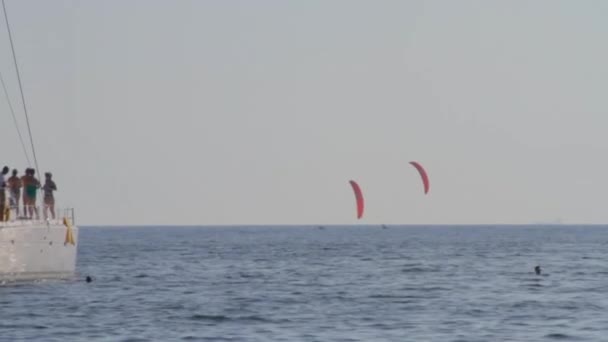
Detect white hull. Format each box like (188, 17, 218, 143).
(0, 222, 78, 281)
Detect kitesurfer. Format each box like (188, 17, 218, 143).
(534, 265, 541, 275)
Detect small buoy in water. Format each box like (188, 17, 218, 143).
(534, 266, 541, 275)
(86, 276, 93, 283)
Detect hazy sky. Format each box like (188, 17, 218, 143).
(1, 1, 608, 225)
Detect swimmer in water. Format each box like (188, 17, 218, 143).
(534, 265, 541, 275)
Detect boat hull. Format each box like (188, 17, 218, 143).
(0, 223, 78, 281)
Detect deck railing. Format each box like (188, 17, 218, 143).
(0, 206, 75, 227)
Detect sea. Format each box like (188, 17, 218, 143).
(1, 225, 608, 341)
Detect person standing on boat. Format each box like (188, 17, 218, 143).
(22, 168, 40, 219)
(20, 168, 28, 215)
(42, 172, 57, 220)
(0, 166, 8, 221)
(7, 169, 22, 217)
(20, 168, 32, 218)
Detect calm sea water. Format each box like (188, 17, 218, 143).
(2, 225, 608, 341)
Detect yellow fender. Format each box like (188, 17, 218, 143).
(63, 217, 75, 246)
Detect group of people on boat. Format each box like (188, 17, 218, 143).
(0, 166, 57, 221)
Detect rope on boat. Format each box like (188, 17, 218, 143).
(0, 70, 30, 166)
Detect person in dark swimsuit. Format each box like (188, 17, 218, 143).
(42, 172, 57, 219)
(0, 166, 8, 221)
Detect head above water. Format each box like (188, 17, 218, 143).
(534, 265, 541, 275)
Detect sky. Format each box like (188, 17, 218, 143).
(1, 0, 608, 226)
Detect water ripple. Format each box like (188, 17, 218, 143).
(2, 225, 608, 341)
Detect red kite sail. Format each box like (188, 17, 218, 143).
(409, 161, 430, 194)
(349, 180, 364, 219)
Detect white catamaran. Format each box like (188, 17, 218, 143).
(0, 0, 78, 281)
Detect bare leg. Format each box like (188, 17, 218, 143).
(9, 200, 17, 220)
(28, 201, 37, 219)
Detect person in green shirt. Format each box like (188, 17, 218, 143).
(22, 168, 40, 219)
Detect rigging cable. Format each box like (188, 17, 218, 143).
(2, 0, 40, 177)
(0, 70, 31, 166)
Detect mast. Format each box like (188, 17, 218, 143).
(2, 0, 41, 193)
